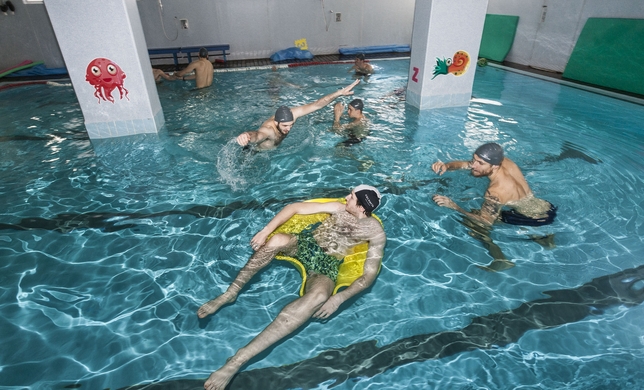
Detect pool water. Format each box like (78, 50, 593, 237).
(1, 60, 643, 390)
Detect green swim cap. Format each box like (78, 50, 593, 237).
(475, 143, 504, 165)
(274, 106, 294, 122)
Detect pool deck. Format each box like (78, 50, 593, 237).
(2, 52, 643, 104)
(168, 52, 411, 71)
(156, 54, 643, 104)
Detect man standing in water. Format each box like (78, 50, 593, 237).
(349, 53, 373, 78)
(173, 47, 214, 89)
(332, 98, 369, 146)
(198, 185, 386, 390)
(236, 79, 360, 150)
(431, 143, 556, 270)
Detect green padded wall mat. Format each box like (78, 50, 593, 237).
(564, 18, 644, 96)
(479, 14, 519, 62)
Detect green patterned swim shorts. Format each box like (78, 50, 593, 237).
(295, 227, 342, 282)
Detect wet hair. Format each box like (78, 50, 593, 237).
(356, 53, 366, 61)
(475, 143, 504, 165)
(348, 99, 364, 112)
(274, 106, 294, 123)
(354, 198, 371, 217)
(199, 48, 208, 58)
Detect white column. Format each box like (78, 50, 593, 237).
(45, 0, 164, 139)
(407, 0, 488, 110)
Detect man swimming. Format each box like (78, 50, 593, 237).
(197, 185, 386, 390)
(236, 79, 360, 150)
(349, 53, 373, 78)
(431, 143, 556, 269)
(173, 47, 214, 89)
(332, 98, 368, 145)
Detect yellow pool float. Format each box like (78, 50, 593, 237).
(269, 198, 383, 296)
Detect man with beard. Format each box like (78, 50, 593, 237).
(236, 79, 360, 150)
(431, 143, 556, 270)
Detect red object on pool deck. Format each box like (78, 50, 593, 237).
(0, 60, 33, 75)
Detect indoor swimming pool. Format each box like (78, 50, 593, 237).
(0, 59, 643, 389)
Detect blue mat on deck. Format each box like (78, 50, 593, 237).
(7, 64, 68, 77)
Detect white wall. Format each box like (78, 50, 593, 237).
(487, 0, 644, 72)
(0, 1, 64, 70)
(1, 0, 642, 74)
(136, 0, 415, 61)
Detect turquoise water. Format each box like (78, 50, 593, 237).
(1, 60, 644, 389)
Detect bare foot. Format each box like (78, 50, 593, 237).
(197, 292, 236, 318)
(204, 360, 241, 390)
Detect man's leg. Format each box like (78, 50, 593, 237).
(197, 233, 297, 318)
(204, 274, 335, 390)
(462, 219, 515, 272)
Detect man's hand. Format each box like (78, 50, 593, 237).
(432, 161, 447, 175)
(313, 294, 342, 319)
(334, 101, 345, 115)
(433, 194, 458, 210)
(250, 230, 270, 251)
(340, 79, 360, 96)
(236, 132, 251, 146)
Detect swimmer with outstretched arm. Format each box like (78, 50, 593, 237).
(236, 79, 361, 150)
(432, 143, 555, 226)
(431, 143, 556, 270)
(197, 185, 386, 390)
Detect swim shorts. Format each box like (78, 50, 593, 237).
(295, 227, 342, 282)
(500, 202, 557, 226)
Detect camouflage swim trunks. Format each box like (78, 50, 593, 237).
(294, 227, 342, 282)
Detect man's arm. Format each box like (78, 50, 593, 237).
(313, 223, 386, 319)
(432, 191, 502, 226)
(152, 69, 174, 81)
(332, 102, 344, 129)
(250, 201, 345, 248)
(236, 125, 272, 146)
(291, 79, 360, 119)
(173, 62, 198, 79)
(431, 160, 470, 176)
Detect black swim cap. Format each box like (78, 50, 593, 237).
(274, 106, 294, 122)
(475, 143, 504, 165)
(356, 53, 366, 61)
(199, 48, 208, 58)
(354, 184, 381, 212)
(349, 99, 364, 111)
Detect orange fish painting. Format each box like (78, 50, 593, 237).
(432, 51, 470, 79)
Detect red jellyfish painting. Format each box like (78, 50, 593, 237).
(85, 58, 129, 104)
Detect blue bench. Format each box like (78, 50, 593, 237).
(339, 45, 411, 56)
(148, 44, 230, 68)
